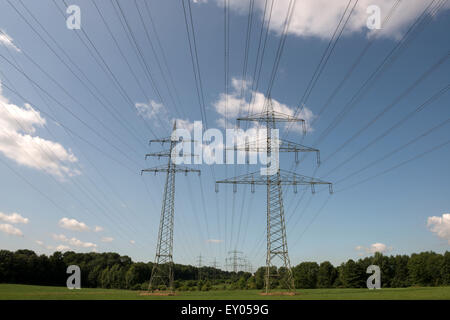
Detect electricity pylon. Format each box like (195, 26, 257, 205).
(142, 122, 200, 291)
(211, 258, 220, 283)
(216, 99, 333, 293)
(226, 250, 245, 272)
(196, 254, 203, 281)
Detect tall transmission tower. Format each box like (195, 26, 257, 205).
(216, 100, 333, 293)
(142, 122, 200, 291)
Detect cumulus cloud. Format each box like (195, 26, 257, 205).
(0, 83, 80, 178)
(0, 29, 21, 52)
(0, 212, 29, 224)
(130, 240, 136, 245)
(54, 244, 71, 251)
(0, 223, 23, 236)
(427, 213, 450, 244)
(355, 242, 392, 255)
(37, 240, 71, 252)
(135, 99, 196, 135)
(94, 226, 104, 233)
(101, 237, 114, 243)
(220, 0, 450, 40)
(52, 234, 97, 248)
(136, 100, 166, 123)
(58, 217, 89, 232)
(213, 77, 314, 133)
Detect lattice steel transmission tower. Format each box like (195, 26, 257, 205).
(211, 257, 220, 283)
(216, 100, 333, 293)
(196, 254, 203, 281)
(225, 250, 245, 273)
(142, 122, 200, 291)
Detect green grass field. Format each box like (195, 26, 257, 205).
(0, 284, 449, 300)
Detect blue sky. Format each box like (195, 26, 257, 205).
(0, 0, 449, 269)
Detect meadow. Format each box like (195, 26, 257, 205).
(0, 284, 449, 300)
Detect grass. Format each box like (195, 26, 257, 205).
(0, 284, 449, 300)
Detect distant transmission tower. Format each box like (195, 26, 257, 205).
(226, 250, 245, 273)
(211, 257, 220, 283)
(216, 99, 333, 293)
(142, 122, 200, 291)
(196, 254, 203, 281)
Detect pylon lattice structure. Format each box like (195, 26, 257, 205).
(196, 254, 203, 280)
(225, 250, 245, 273)
(142, 122, 200, 291)
(211, 258, 220, 283)
(216, 100, 333, 293)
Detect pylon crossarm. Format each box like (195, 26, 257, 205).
(145, 151, 171, 159)
(142, 166, 200, 176)
(216, 170, 331, 186)
(229, 138, 319, 152)
(145, 151, 198, 159)
(237, 110, 305, 123)
(149, 137, 198, 145)
(149, 137, 172, 145)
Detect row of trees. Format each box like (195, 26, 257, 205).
(0, 249, 448, 290)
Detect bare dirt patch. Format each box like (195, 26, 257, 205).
(139, 291, 177, 296)
(259, 291, 297, 296)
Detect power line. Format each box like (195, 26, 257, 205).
(284, 0, 358, 139)
(181, 0, 208, 128)
(334, 115, 450, 187)
(336, 138, 450, 193)
(321, 51, 449, 166)
(322, 83, 450, 179)
(313, 0, 445, 148)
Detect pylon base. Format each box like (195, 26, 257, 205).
(140, 291, 176, 296)
(259, 291, 297, 296)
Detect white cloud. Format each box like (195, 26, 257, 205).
(52, 233, 97, 248)
(0, 223, 23, 236)
(136, 100, 166, 122)
(0, 212, 29, 224)
(130, 240, 135, 245)
(221, 0, 450, 40)
(54, 244, 70, 251)
(355, 242, 392, 255)
(0, 29, 21, 52)
(101, 236, 114, 243)
(427, 213, 450, 244)
(58, 217, 89, 232)
(206, 239, 223, 243)
(0, 83, 80, 178)
(94, 226, 104, 232)
(35, 240, 44, 246)
(213, 77, 314, 133)
(135, 100, 195, 133)
(175, 118, 196, 132)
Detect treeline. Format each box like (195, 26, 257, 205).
(0, 249, 449, 290)
(289, 251, 450, 289)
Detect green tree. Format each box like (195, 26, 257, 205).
(317, 261, 337, 288)
(408, 252, 443, 286)
(293, 262, 319, 289)
(340, 259, 365, 288)
(391, 255, 410, 287)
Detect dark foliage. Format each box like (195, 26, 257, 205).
(0, 249, 448, 289)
